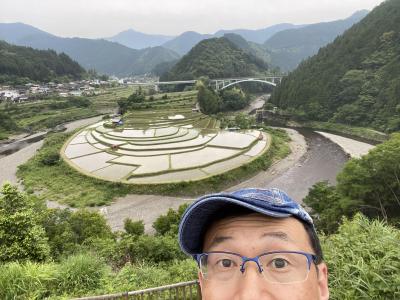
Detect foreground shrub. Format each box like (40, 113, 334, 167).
(56, 253, 109, 296)
(0, 262, 57, 300)
(124, 219, 145, 236)
(110, 263, 170, 292)
(43, 208, 114, 259)
(117, 234, 185, 264)
(153, 204, 188, 235)
(109, 259, 197, 292)
(0, 183, 50, 262)
(322, 214, 400, 299)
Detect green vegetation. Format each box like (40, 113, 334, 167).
(161, 37, 268, 80)
(0, 40, 85, 84)
(18, 127, 289, 207)
(322, 214, 400, 299)
(1, 184, 399, 299)
(0, 184, 49, 262)
(0, 86, 136, 140)
(223, 33, 271, 66)
(0, 96, 98, 139)
(263, 11, 368, 72)
(197, 80, 250, 115)
(297, 121, 389, 143)
(0, 110, 18, 140)
(117, 89, 197, 114)
(304, 133, 400, 233)
(270, 0, 400, 133)
(0, 186, 197, 299)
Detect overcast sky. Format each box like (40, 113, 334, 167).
(0, 0, 386, 38)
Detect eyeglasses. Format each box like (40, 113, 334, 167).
(195, 251, 318, 284)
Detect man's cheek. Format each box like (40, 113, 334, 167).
(201, 281, 236, 300)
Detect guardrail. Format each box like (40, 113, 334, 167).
(74, 280, 201, 300)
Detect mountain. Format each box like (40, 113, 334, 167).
(222, 33, 271, 65)
(270, 1, 400, 132)
(214, 23, 304, 44)
(0, 40, 85, 83)
(161, 25, 301, 56)
(106, 29, 173, 49)
(264, 10, 369, 71)
(0, 23, 179, 77)
(162, 31, 213, 56)
(161, 37, 268, 81)
(0, 22, 54, 44)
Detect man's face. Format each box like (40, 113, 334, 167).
(199, 214, 329, 300)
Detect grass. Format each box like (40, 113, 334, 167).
(0, 86, 136, 140)
(0, 130, 11, 141)
(295, 121, 389, 144)
(17, 127, 290, 207)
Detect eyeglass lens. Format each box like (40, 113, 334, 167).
(199, 252, 310, 284)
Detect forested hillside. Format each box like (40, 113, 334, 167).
(264, 10, 368, 71)
(0, 41, 85, 83)
(223, 33, 271, 65)
(161, 37, 268, 80)
(270, 0, 400, 132)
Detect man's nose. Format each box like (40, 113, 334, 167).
(235, 261, 273, 300)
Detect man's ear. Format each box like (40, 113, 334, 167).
(317, 263, 329, 300)
(198, 270, 204, 293)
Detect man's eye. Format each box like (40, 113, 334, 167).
(217, 259, 235, 268)
(271, 258, 289, 269)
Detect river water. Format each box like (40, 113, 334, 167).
(264, 128, 349, 201)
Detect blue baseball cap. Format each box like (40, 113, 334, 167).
(178, 188, 314, 256)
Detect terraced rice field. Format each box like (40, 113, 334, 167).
(61, 95, 270, 184)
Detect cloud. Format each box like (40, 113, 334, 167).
(0, 0, 385, 37)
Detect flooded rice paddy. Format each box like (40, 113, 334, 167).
(62, 112, 270, 184)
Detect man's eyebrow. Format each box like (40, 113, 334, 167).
(208, 236, 233, 249)
(207, 232, 291, 249)
(261, 231, 291, 241)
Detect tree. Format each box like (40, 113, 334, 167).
(234, 113, 255, 129)
(337, 133, 400, 224)
(153, 204, 189, 236)
(124, 219, 145, 236)
(0, 183, 50, 262)
(305, 133, 400, 233)
(219, 87, 249, 111)
(303, 181, 353, 233)
(197, 81, 220, 115)
(69, 210, 113, 245)
(117, 88, 147, 114)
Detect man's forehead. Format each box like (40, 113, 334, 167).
(203, 213, 311, 251)
(203, 214, 306, 247)
(210, 212, 296, 229)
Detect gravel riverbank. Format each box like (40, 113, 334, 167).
(316, 131, 375, 158)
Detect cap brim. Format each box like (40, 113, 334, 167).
(178, 194, 291, 256)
